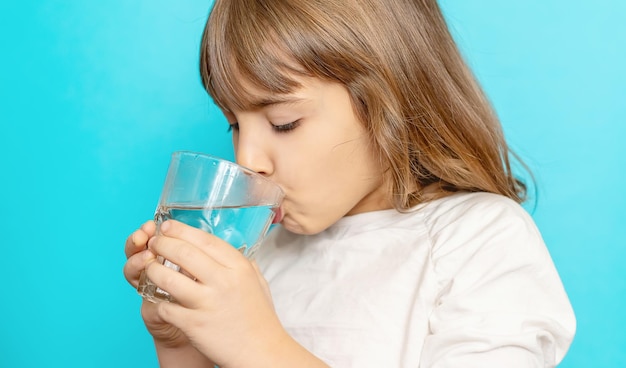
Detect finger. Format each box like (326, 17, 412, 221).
(123, 249, 156, 288)
(159, 220, 243, 267)
(140, 301, 189, 346)
(141, 220, 157, 235)
(124, 230, 146, 259)
(148, 234, 222, 283)
(144, 259, 204, 307)
(124, 220, 157, 259)
(154, 295, 193, 332)
(140, 297, 161, 325)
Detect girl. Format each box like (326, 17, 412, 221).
(123, 0, 576, 366)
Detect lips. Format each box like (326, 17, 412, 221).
(272, 206, 284, 224)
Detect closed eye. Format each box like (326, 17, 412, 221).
(227, 122, 239, 133)
(271, 120, 300, 133)
(227, 120, 300, 134)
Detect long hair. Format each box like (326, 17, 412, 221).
(200, 0, 529, 209)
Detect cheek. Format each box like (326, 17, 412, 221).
(276, 152, 320, 191)
(274, 137, 325, 173)
(283, 148, 366, 204)
(273, 125, 374, 196)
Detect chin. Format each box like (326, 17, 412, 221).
(280, 216, 328, 236)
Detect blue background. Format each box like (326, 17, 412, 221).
(0, 1, 624, 366)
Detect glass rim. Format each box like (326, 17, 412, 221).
(171, 150, 285, 197)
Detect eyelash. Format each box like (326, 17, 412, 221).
(227, 120, 300, 134)
(227, 123, 238, 133)
(272, 120, 300, 133)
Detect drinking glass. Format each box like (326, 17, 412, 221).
(137, 151, 284, 303)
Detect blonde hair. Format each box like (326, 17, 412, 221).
(200, 0, 529, 209)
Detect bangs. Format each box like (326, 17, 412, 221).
(199, 1, 313, 111)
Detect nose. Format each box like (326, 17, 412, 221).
(234, 124, 273, 176)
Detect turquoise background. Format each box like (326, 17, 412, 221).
(0, 1, 623, 366)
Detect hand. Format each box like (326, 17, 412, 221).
(123, 221, 189, 348)
(144, 220, 290, 367)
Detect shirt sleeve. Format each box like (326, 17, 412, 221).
(420, 193, 576, 368)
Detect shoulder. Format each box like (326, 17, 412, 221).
(419, 192, 547, 276)
(422, 192, 538, 248)
(423, 191, 532, 229)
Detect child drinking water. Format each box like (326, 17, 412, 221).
(124, 0, 575, 366)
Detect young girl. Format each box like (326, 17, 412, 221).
(123, 0, 576, 366)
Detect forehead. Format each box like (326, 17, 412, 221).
(202, 14, 310, 111)
(208, 53, 310, 112)
(221, 75, 323, 115)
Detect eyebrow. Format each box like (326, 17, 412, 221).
(248, 96, 306, 109)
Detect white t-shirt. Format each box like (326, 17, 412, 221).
(255, 192, 576, 367)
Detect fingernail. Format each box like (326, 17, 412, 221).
(147, 236, 156, 249)
(160, 220, 170, 232)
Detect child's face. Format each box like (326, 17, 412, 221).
(223, 77, 390, 235)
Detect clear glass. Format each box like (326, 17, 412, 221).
(137, 151, 284, 303)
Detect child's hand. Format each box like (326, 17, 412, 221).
(144, 220, 289, 367)
(123, 220, 156, 288)
(123, 221, 190, 348)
